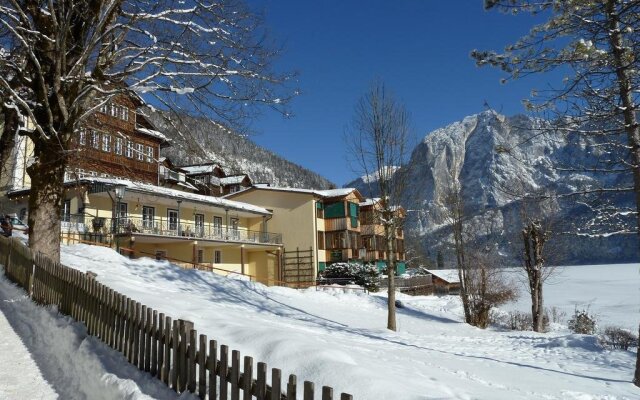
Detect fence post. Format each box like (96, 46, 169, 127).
(304, 381, 314, 400)
(287, 375, 297, 400)
(198, 334, 207, 399)
(271, 368, 282, 400)
(243, 356, 253, 400)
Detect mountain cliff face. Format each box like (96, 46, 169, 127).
(348, 110, 638, 265)
(149, 112, 334, 189)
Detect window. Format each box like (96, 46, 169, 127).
(214, 250, 221, 264)
(316, 202, 324, 218)
(120, 107, 129, 121)
(115, 137, 123, 155)
(61, 200, 71, 222)
(79, 130, 86, 146)
(195, 214, 204, 236)
(92, 131, 100, 149)
(167, 209, 178, 232)
(230, 218, 239, 239)
(213, 216, 222, 237)
(136, 143, 144, 161)
(99, 103, 108, 114)
(142, 206, 155, 229)
(229, 185, 239, 193)
(197, 249, 204, 264)
(102, 134, 112, 152)
(145, 145, 153, 163)
(126, 140, 133, 158)
(19, 208, 27, 222)
(317, 231, 325, 250)
(117, 202, 128, 222)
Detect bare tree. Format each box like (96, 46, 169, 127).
(440, 173, 517, 327)
(0, 1, 293, 261)
(346, 81, 411, 331)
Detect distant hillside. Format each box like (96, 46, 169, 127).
(147, 111, 334, 189)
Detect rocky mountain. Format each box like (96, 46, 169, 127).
(148, 111, 334, 189)
(347, 110, 638, 265)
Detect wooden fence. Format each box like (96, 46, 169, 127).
(0, 236, 352, 399)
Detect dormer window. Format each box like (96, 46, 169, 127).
(100, 102, 129, 121)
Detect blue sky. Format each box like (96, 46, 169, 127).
(245, 1, 550, 186)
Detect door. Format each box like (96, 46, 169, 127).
(213, 216, 223, 238)
(230, 217, 239, 240)
(195, 213, 205, 237)
(167, 209, 178, 234)
(142, 206, 155, 231)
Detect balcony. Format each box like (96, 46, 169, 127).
(113, 216, 282, 245)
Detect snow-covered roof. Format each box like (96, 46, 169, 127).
(81, 177, 271, 216)
(135, 127, 171, 143)
(221, 175, 249, 185)
(181, 164, 222, 175)
(360, 198, 381, 207)
(234, 184, 360, 200)
(425, 269, 460, 284)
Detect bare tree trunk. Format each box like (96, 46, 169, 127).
(385, 223, 397, 331)
(452, 202, 471, 323)
(27, 140, 66, 262)
(522, 222, 547, 332)
(605, 3, 640, 383)
(0, 108, 18, 184)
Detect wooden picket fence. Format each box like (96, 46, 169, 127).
(0, 236, 352, 399)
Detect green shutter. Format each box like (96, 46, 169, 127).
(318, 262, 326, 272)
(349, 202, 359, 217)
(350, 216, 358, 228)
(396, 262, 406, 275)
(376, 261, 386, 272)
(316, 202, 323, 209)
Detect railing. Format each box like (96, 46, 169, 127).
(0, 235, 352, 399)
(114, 216, 283, 245)
(324, 218, 359, 232)
(60, 214, 90, 234)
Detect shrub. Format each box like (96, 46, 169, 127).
(546, 306, 566, 325)
(491, 310, 549, 332)
(567, 308, 598, 334)
(599, 326, 638, 351)
(320, 262, 380, 291)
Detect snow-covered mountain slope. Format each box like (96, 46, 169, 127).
(347, 110, 638, 265)
(149, 112, 334, 189)
(60, 244, 639, 400)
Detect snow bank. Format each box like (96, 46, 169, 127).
(0, 270, 186, 400)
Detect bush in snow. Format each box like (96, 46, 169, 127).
(320, 262, 380, 291)
(491, 310, 549, 332)
(567, 308, 598, 334)
(547, 306, 566, 325)
(599, 326, 638, 351)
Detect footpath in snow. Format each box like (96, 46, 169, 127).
(60, 244, 639, 400)
(0, 268, 188, 400)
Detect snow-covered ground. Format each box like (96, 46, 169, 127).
(56, 244, 638, 400)
(0, 267, 187, 400)
(502, 264, 639, 331)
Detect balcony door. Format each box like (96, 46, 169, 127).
(167, 209, 178, 235)
(230, 218, 239, 240)
(213, 216, 222, 238)
(195, 214, 205, 237)
(142, 206, 155, 231)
